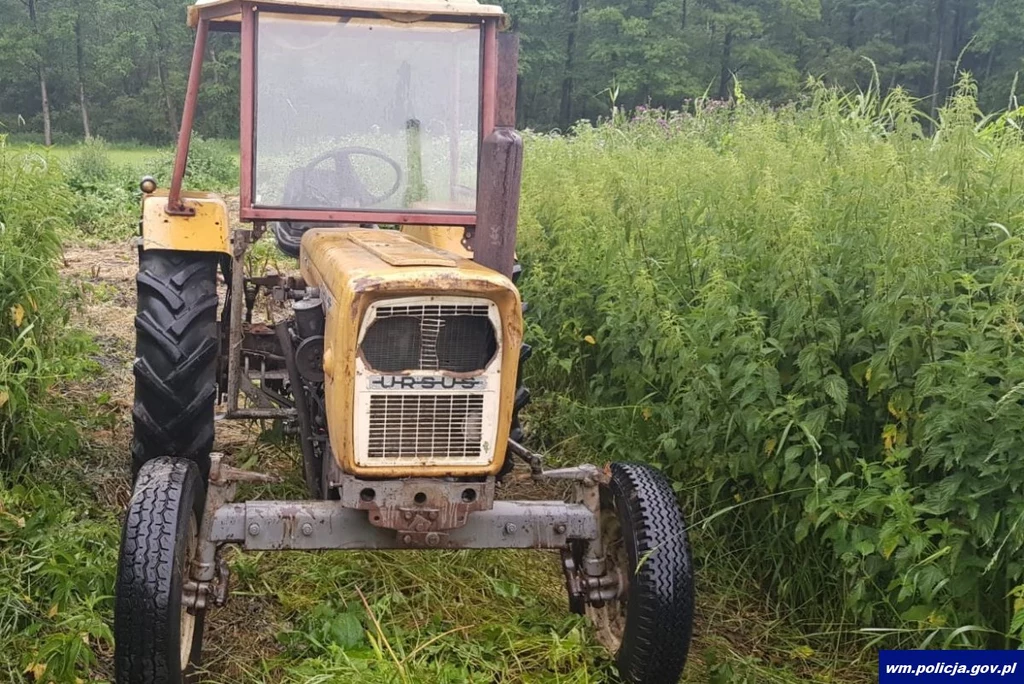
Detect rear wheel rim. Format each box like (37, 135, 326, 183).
(586, 505, 629, 653)
(180, 513, 198, 669)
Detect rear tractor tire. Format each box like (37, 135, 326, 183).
(584, 463, 695, 683)
(132, 250, 219, 482)
(115, 457, 207, 683)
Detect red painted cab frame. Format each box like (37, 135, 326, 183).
(166, 2, 502, 227)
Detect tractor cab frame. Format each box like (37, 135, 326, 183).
(166, 0, 519, 274)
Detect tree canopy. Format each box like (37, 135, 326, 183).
(2, 0, 1023, 143)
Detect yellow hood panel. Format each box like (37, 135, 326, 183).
(299, 228, 523, 478)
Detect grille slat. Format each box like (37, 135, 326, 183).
(367, 394, 485, 459)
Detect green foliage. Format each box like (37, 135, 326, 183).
(61, 138, 139, 239)
(35, 135, 239, 241)
(0, 477, 119, 682)
(506, 0, 1024, 127)
(3, 0, 1024, 139)
(147, 135, 239, 191)
(278, 601, 366, 656)
(518, 78, 1024, 644)
(235, 547, 609, 683)
(0, 137, 113, 683)
(0, 136, 82, 467)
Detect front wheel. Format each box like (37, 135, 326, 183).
(115, 457, 206, 683)
(588, 462, 695, 683)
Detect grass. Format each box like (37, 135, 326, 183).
(5, 135, 239, 170)
(6, 142, 159, 169)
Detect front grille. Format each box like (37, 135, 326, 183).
(367, 394, 485, 459)
(361, 304, 496, 373)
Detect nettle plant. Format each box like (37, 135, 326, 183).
(517, 79, 1024, 645)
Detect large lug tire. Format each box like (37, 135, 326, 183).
(591, 462, 695, 684)
(115, 457, 207, 683)
(132, 250, 219, 482)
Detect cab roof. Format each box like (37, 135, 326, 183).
(187, 0, 506, 27)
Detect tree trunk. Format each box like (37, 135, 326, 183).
(930, 0, 947, 121)
(156, 57, 179, 136)
(78, 83, 90, 140)
(151, 19, 179, 137)
(717, 30, 733, 100)
(847, 4, 856, 49)
(952, 0, 963, 64)
(559, 0, 580, 129)
(681, 0, 687, 28)
(515, 73, 523, 129)
(75, 10, 91, 140)
(210, 47, 220, 85)
(39, 70, 52, 146)
(25, 0, 52, 146)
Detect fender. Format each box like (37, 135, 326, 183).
(140, 189, 231, 254)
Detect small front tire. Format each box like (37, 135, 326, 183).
(115, 457, 206, 683)
(588, 462, 695, 683)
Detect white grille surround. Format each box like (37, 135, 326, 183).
(354, 296, 503, 468)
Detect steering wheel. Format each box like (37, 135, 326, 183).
(283, 147, 403, 209)
(272, 147, 404, 258)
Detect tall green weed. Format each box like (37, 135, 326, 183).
(0, 136, 81, 467)
(62, 138, 139, 239)
(148, 134, 239, 191)
(518, 78, 1024, 645)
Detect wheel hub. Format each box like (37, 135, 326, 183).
(561, 504, 630, 653)
(585, 506, 629, 652)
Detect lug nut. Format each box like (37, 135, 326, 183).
(425, 532, 440, 546)
(428, 511, 438, 521)
(504, 523, 517, 534)
(301, 523, 313, 537)
(403, 511, 414, 521)
(402, 534, 413, 544)
(248, 523, 261, 537)
(554, 523, 567, 534)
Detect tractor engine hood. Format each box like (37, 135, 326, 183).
(299, 228, 522, 477)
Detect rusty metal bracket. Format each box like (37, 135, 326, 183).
(335, 474, 495, 541)
(190, 454, 282, 610)
(460, 225, 475, 252)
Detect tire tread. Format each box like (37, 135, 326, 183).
(114, 457, 205, 683)
(132, 250, 218, 480)
(609, 462, 695, 683)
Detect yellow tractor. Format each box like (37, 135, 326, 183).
(114, 0, 694, 681)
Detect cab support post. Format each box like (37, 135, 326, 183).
(473, 30, 522, 278)
(166, 17, 209, 215)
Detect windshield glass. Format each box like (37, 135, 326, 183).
(254, 14, 480, 214)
